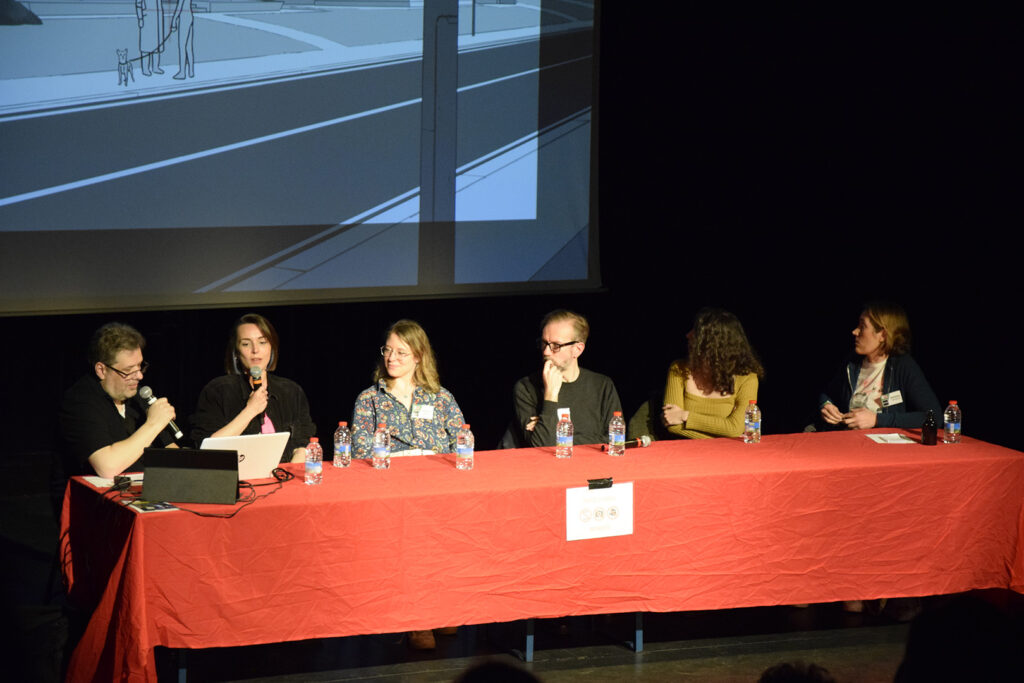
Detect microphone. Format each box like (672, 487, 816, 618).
(250, 366, 262, 392)
(138, 386, 184, 440)
(602, 434, 652, 452)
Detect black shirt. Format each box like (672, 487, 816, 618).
(59, 374, 175, 476)
(513, 368, 622, 447)
(190, 373, 317, 461)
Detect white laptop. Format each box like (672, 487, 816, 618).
(200, 432, 290, 481)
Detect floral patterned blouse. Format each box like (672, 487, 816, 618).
(351, 380, 465, 458)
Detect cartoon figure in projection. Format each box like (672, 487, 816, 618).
(172, 0, 195, 79)
(117, 48, 135, 86)
(135, 0, 165, 76)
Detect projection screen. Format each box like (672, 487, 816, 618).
(0, 0, 598, 314)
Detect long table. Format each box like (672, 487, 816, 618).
(61, 430, 1024, 682)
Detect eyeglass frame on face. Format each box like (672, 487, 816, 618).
(380, 346, 412, 360)
(537, 339, 579, 353)
(102, 361, 149, 379)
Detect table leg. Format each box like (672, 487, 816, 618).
(633, 612, 644, 652)
(524, 618, 535, 662)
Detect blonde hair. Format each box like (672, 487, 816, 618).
(373, 319, 441, 394)
(540, 309, 590, 343)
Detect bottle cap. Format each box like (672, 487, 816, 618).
(338, 421, 348, 427)
(462, 423, 470, 428)
(378, 423, 385, 428)
(613, 411, 622, 416)
(749, 399, 756, 404)
(949, 400, 958, 405)
(310, 437, 318, 442)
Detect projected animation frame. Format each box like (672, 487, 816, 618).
(0, 0, 596, 314)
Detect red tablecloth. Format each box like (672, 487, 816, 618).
(61, 430, 1024, 682)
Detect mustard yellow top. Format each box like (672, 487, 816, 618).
(663, 364, 759, 439)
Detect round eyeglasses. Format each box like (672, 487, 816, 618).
(380, 346, 411, 360)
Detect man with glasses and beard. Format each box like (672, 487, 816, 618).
(60, 322, 179, 478)
(512, 310, 621, 447)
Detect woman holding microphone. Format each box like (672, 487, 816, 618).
(191, 313, 316, 463)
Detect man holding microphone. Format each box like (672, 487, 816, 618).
(60, 322, 179, 478)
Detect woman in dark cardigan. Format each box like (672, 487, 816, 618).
(191, 313, 316, 463)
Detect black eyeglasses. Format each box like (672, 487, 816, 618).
(537, 339, 579, 353)
(103, 361, 149, 379)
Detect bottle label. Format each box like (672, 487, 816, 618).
(457, 446, 473, 458)
(609, 433, 624, 446)
(945, 422, 961, 431)
(557, 434, 572, 447)
(746, 421, 761, 430)
(335, 444, 351, 457)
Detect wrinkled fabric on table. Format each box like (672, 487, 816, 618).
(62, 429, 1024, 683)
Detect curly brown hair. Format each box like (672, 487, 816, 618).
(676, 308, 764, 395)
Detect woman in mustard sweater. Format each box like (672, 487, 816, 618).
(661, 308, 764, 438)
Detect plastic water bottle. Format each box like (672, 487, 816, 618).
(333, 421, 351, 468)
(743, 400, 761, 444)
(555, 413, 573, 459)
(304, 437, 323, 484)
(456, 423, 474, 470)
(607, 410, 626, 456)
(943, 400, 962, 443)
(372, 423, 390, 469)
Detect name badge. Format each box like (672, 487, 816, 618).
(880, 390, 903, 408)
(412, 403, 435, 420)
(557, 407, 571, 421)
